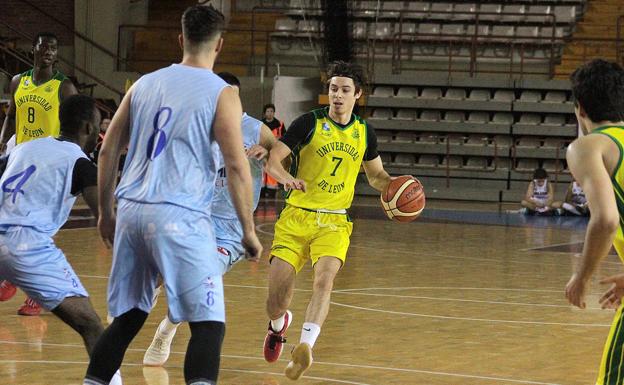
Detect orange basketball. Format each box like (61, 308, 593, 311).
(381, 176, 425, 222)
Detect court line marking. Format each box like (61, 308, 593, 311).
(0, 358, 372, 385)
(330, 301, 611, 327)
(331, 291, 580, 309)
(73, 277, 607, 310)
(332, 286, 563, 293)
(0, 341, 562, 385)
(255, 223, 623, 270)
(520, 241, 585, 252)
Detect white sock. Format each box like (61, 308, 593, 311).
(563, 202, 581, 215)
(299, 322, 321, 348)
(159, 317, 179, 335)
(109, 370, 123, 385)
(270, 313, 286, 332)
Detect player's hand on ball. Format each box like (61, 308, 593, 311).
(246, 144, 269, 160)
(283, 178, 306, 192)
(98, 213, 116, 249)
(599, 274, 624, 310)
(242, 232, 262, 262)
(565, 273, 588, 309)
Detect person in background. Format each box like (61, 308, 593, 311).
(557, 180, 589, 216)
(520, 168, 561, 215)
(261, 103, 284, 198)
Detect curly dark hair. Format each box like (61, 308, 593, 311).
(570, 59, 624, 123)
(327, 61, 365, 93)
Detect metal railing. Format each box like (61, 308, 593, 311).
(0, 20, 124, 98)
(0, 41, 116, 116)
(10, 0, 140, 74)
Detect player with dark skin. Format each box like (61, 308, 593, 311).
(0, 33, 78, 315)
(0, 33, 78, 152)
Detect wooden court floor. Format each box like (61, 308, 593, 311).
(0, 200, 619, 384)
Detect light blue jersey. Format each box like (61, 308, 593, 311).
(0, 137, 87, 236)
(115, 64, 229, 214)
(0, 137, 89, 310)
(212, 113, 263, 220)
(211, 113, 263, 271)
(108, 64, 233, 323)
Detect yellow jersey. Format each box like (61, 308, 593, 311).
(14, 69, 66, 144)
(595, 126, 624, 259)
(285, 108, 372, 211)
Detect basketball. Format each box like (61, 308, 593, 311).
(381, 176, 425, 222)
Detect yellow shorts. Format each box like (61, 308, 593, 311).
(597, 304, 624, 385)
(271, 205, 353, 273)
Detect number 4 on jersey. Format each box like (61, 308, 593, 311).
(2, 165, 36, 203)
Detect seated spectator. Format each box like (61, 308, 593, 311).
(520, 168, 561, 215)
(555, 180, 589, 216)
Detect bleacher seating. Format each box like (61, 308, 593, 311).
(365, 73, 576, 201)
(267, 0, 587, 201)
(271, 0, 586, 71)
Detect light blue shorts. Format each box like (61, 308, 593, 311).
(0, 227, 88, 310)
(212, 215, 245, 273)
(108, 200, 225, 323)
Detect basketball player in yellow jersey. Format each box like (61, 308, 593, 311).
(563, 59, 624, 385)
(0, 32, 77, 150)
(0, 32, 77, 316)
(262, 61, 394, 380)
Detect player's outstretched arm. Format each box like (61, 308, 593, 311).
(97, 86, 132, 248)
(0, 74, 20, 152)
(214, 87, 262, 261)
(362, 156, 392, 192)
(265, 141, 306, 192)
(246, 124, 276, 160)
(565, 135, 620, 308)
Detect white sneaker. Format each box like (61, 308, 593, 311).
(284, 342, 313, 380)
(143, 319, 177, 366)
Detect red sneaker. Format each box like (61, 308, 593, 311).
(17, 298, 41, 316)
(263, 310, 292, 363)
(0, 281, 17, 301)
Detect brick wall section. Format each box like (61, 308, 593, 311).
(1, 0, 74, 45)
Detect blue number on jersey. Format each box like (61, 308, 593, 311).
(2, 165, 36, 203)
(147, 107, 172, 160)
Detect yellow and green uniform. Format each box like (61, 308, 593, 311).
(271, 108, 379, 272)
(592, 126, 624, 385)
(13, 69, 67, 144)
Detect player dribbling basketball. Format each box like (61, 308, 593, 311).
(262, 61, 397, 380)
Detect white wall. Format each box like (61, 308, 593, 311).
(273, 76, 321, 127)
(74, 0, 145, 101)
